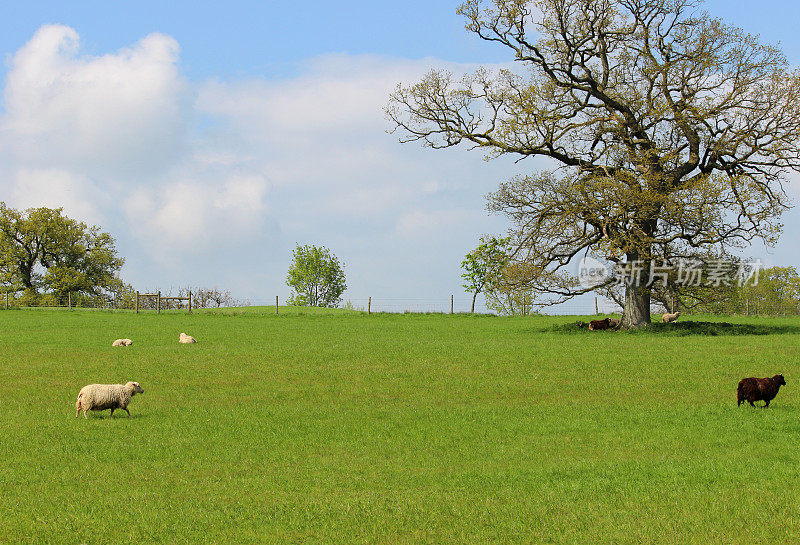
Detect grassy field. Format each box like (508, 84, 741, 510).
(1, 308, 799, 544)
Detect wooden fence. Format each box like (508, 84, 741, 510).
(135, 291, 192, 314)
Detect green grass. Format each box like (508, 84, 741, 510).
(1, 309, 799, 544)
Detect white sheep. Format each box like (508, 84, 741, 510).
(112, 338, 133, 347)
(662, 311, 682, 323)
(75, 381, 144, 418)
(179, 332, 197, 344)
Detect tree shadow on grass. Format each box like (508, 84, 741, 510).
(550, 320, 800, 336)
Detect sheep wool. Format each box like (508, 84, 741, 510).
(112, 339, 133, 347)
(737, 375, 786, 408)
(75, 381, 144, 418)
(179, 333, 197, 344)
(588, 318, 611, 331)
(662, 312, 681, 323)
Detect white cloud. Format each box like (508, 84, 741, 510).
(123, 174, 270, 255)
(0, 27, 519, 299)
(11, 168, 107, 225)
(395, 209, 473, 238)
(197, 54, 445, 139)
(1, 24, 186, 176)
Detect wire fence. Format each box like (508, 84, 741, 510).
(5, 290, 799, 317)
(245, 296, 624, 316)
(1, 291, 624, 315)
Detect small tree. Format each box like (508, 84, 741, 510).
(204, 287, 233, 308)
(461, 236, 511, 313)
(484, 261, 537, 316)
(286, 244, 347, 308)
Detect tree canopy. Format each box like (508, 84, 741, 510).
(0, 203, 124, 302)
(388, 0, 800, 327)
(286, 244, 347, 308)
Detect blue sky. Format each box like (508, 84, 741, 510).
(0, 2, 502, 79)
(1, 1, 799, 312)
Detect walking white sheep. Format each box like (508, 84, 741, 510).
(75, 381, 144, 418)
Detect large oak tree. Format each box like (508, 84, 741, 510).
(387, 0, 800, 327)
(0, 203, 124, 303)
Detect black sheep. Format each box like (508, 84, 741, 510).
(737, 375, 786, 408)
(588, 318, 611, 331)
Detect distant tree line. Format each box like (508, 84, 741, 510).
(691, 267, 800, 316)
(191, 287, 249, 309)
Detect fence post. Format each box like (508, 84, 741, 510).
(368, 297, 371, 315)
(135, 291, 139, 314)
(595, 296, 598, 315)
(188, 291, 192, 313)
(5, 292, 8, 310)
(68, 292, 71, 310)
(451, 294, 454, 314)
(157, 291, 161, 314)
(276, 296, 279, 314)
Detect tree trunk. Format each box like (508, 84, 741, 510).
(20, 259, 35, 289)
(622, 282, 651, 328)
(471, 292, 477, 313)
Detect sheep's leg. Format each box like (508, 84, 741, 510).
(125, 408, 131, 417)
(82, 409, 88, 419)
(748, 400, 755, 407)
(109, 408, 115, 417)
(75, 407, 80, 418)
(763, 400, 770, 408)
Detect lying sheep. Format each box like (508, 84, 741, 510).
(112, 338, 133, 347)
(179, 332, 197, 344)
(662, 311, 681, 323)
(75, 381, 144, 418)
(737, 374, 786, 408)
(589, 318, 612, 331)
